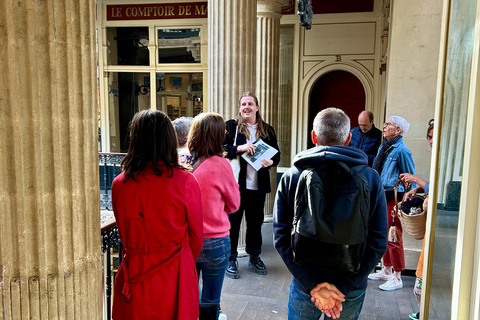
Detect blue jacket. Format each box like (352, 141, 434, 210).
(375, 138, 416, 192)
(273, 145, 388, 295)
(223, 119, 281, 194)
(349, 125, 382, 166)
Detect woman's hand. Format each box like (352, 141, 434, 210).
(403, 187, 419, 201)
(236, 143, 256, 155)
(399, 173, 427, 190)
(261, 159, 273, 168)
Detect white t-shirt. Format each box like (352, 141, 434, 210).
(245, 123, 258, 190)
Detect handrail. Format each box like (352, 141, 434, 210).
(101, 218, 117, 234)
(99, 153, 125, 210)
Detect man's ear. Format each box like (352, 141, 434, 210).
(311, 130, 318, 145)
(344, 132, 352, 146)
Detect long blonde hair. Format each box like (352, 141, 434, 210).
(237, 92, 269, 140)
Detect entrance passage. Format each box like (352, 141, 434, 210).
(308, 70, 366, 148)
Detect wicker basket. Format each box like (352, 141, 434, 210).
(394, 180, 426, 240)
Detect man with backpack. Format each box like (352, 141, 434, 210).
(273, 108, 388, 319)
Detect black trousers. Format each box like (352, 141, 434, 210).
(228, 189, 266, 260)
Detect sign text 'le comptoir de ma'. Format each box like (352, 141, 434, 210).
(107, 3, 208, 20)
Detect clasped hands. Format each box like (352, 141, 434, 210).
(310, 282, 345, 319)
(236, 143, 273, 168)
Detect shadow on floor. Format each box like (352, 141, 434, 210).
(220, 223, 420, 320)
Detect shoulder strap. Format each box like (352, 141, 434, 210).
(233, 124, 238, 147)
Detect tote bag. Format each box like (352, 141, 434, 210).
(229, 126, 240, 182)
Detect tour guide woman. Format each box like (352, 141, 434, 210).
(223, 92, 280, 278)
(111, 110, 203, 320)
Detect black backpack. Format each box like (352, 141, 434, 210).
(292, 161, 370, 273)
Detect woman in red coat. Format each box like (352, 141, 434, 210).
(111, 110, 203, 320)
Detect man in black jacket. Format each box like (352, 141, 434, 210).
(273, 108, 388, 319)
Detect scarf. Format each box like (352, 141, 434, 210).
(372, 135, 402, 175)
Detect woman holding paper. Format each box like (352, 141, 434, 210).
(222, 92, 281, 279)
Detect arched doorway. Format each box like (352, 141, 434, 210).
(308, 70, 366, 148)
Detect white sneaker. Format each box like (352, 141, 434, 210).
(368, 269, 392, 281)
(218, 313, 228, 320)
(379, 277, 403, 291)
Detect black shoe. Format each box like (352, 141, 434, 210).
(226, 259, 239, 279)
(249, 255, 267, 275)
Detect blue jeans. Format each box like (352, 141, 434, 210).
(288, 280, 365, 320)
(196, 236, 230, 310)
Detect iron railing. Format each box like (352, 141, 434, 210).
(99, 152, 125, 320)
(99, 152, 125, 210)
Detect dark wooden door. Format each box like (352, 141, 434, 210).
(307, 70, 366, 148)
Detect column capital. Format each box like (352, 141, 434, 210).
(257, 0, 289, 15)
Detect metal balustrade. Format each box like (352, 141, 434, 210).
(99, 152, 125, 320)
(99, 153, 125, 210)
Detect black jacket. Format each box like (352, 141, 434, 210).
(349, 125, 382, 166)
(223, 119, 281, 194)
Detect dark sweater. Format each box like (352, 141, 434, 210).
(273, 145, 388, 295)
(349, 125, 382, 166)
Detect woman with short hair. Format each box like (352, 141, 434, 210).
(369, 115, 416, 291)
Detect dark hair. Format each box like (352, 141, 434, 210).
(188, 112, 226, 160)
(426, 118, 434, 139)
(237, 92, 270, 140)
(121, 109, 182, 182)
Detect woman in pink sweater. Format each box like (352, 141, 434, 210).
(188, 112, 241, 319)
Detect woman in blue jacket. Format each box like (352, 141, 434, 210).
(369, 115, 415, 291)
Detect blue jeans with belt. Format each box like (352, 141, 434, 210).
(196, 236, 230, 313)
(288, 279, 366, 320)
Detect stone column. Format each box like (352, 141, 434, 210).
(256, 0, 285, 218)
(278, 26, 294, 168)
(208, 0, 257, 119)
(208, 0, 257, 255)
(0, 1, 101, 319)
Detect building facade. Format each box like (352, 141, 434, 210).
(1, 0, 480, 319)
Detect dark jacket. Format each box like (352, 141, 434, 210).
(223, 119, 280, 194)
(273, 145, 388, 295)
(349, 125, 382, 166)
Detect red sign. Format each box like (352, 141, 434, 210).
(107, 3, 208, 21)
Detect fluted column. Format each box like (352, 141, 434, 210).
(0, 1, 101, 319)
(256, 0, 285, 218)
(278, 26, 294, 168)
(208, 0, 257, 119)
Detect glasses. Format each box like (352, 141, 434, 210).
(383, 122, 396, 128)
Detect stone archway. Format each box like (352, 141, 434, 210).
(307, 70, 366, 148)
(294, 62, 374, 153)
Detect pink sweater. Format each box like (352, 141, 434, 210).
(193, 156, 241, 238)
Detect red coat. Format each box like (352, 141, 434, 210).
(111, 163, 203, 320)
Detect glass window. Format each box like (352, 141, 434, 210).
(107, 27, 149, 66)
(108, 72, 150, 152)
(158, 28, 201, 63)
(428, 0, 475, 318)
(156, 72, 203, 120)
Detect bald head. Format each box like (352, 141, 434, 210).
(358, 111, 374, 133)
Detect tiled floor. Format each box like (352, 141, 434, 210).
(218, 222, 440, 320)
